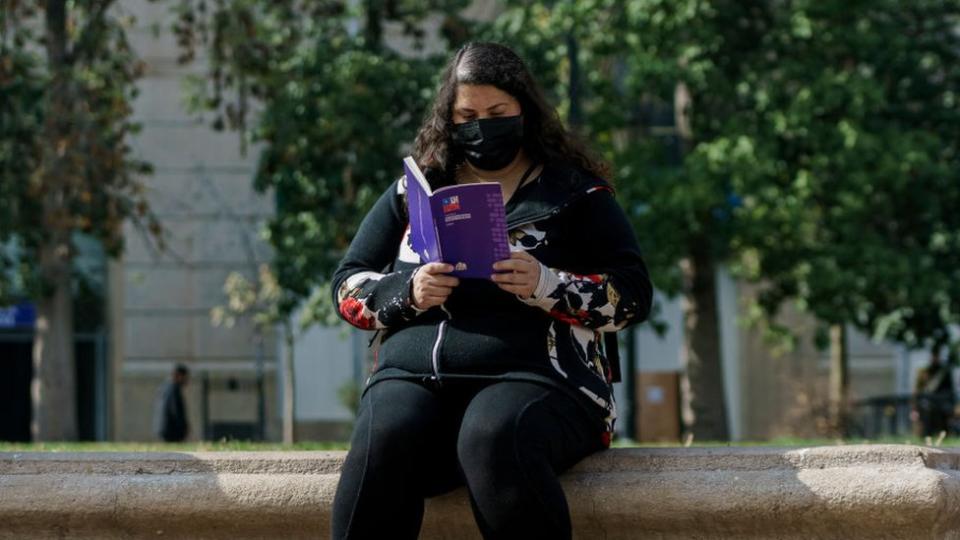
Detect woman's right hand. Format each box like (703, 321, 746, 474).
(411, 263, 459, 310)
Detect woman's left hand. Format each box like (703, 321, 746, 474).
(492, 251, 542, 299)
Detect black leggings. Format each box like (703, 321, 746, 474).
(331, 377, 606, 539)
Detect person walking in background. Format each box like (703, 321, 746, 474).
(912, 349, 956, 437)
(154, 364, 190, 443)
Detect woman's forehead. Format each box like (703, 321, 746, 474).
(454, 84, 518, 110)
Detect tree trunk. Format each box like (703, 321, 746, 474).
(680, 237, 729, 441)
(32, 0, 77, 442)
(32, 237, 77, 441)
(364, 0, 382, 49)
(282, 320, 296, 444)
(255, 331, 266, 441)
(828, 324, 849, 436)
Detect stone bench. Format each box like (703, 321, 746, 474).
(2, 445, 959, 539)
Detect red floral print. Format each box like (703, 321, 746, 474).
(339, 296, 377, 330)
(569, 272, 604, 284)
(548, 309, 583, 326)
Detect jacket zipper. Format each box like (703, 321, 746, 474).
(430, 305, 452, 383)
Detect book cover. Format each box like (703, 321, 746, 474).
(403, 156, 510, 279)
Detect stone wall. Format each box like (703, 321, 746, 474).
(2, 445, 959, 539)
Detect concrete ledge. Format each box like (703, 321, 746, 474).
(2, 445, 960, 539)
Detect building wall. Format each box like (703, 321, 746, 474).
(735, 284, 900, 440)
(281, 323, 364, 441)
(110, 0, 277, 441)
(736, 283, 828, 440)
(616, 270, 902, 442)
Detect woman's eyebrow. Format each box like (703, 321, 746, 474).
(456, 102, 508, 114)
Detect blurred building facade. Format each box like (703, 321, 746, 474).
(110, 0, 278, 442)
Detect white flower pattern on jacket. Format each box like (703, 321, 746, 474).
(511, 221, 633, 439)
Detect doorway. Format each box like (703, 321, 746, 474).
(0, 340, 32, 442)
(0, 334, 107, 442)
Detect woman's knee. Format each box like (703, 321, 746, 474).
(456, 383, 550, 471)
(456, 410, 513, 465)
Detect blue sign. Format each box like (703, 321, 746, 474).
(0, 302, 36, 329)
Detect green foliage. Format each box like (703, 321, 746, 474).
(480, 0, 740, 298)
(172, 0, 465, 322)
(0, 1, 158, 301)
(178, 0, 960, 355)
(210, 264, 283, 331)
(718, 0, 960, 349)
(257, 41, 439, 321)
(0, 9, 46, 299)
(486, 0, 960, 351)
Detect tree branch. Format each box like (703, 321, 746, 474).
(45, 0, 67, 67)
(68, 0, 115, 65)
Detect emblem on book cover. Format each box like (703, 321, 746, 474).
(441, 195, 461, 213)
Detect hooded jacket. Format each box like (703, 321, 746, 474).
(331, 162, 653, 445)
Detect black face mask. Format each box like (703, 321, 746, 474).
(451, 115, 524, 171)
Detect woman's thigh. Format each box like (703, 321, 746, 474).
(457, 380, 605, 473)
(346, 378, 464, 493)
(453, 380, 604, 538)
(333, 379, 459, 539)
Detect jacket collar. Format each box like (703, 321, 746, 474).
(505, 162, 611, 228)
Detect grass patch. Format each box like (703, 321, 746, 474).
(611, 436, 960, 448)
(4, 437, 958, 453)
(0, 441, 349, 452)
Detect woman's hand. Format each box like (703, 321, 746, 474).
(491, 251, 542, 299)
(412, 262, 460, 310)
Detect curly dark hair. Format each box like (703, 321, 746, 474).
(412, 41, 610, 187)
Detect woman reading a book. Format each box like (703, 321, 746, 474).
(331, 42, 652, 539)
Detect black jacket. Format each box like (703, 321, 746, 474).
(331, 162, 653, 444)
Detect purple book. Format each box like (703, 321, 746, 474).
(403, 156, 510, 279)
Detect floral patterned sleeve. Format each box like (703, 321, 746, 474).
(331, 180, 424, 330)
(520, 189, 653, 332)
